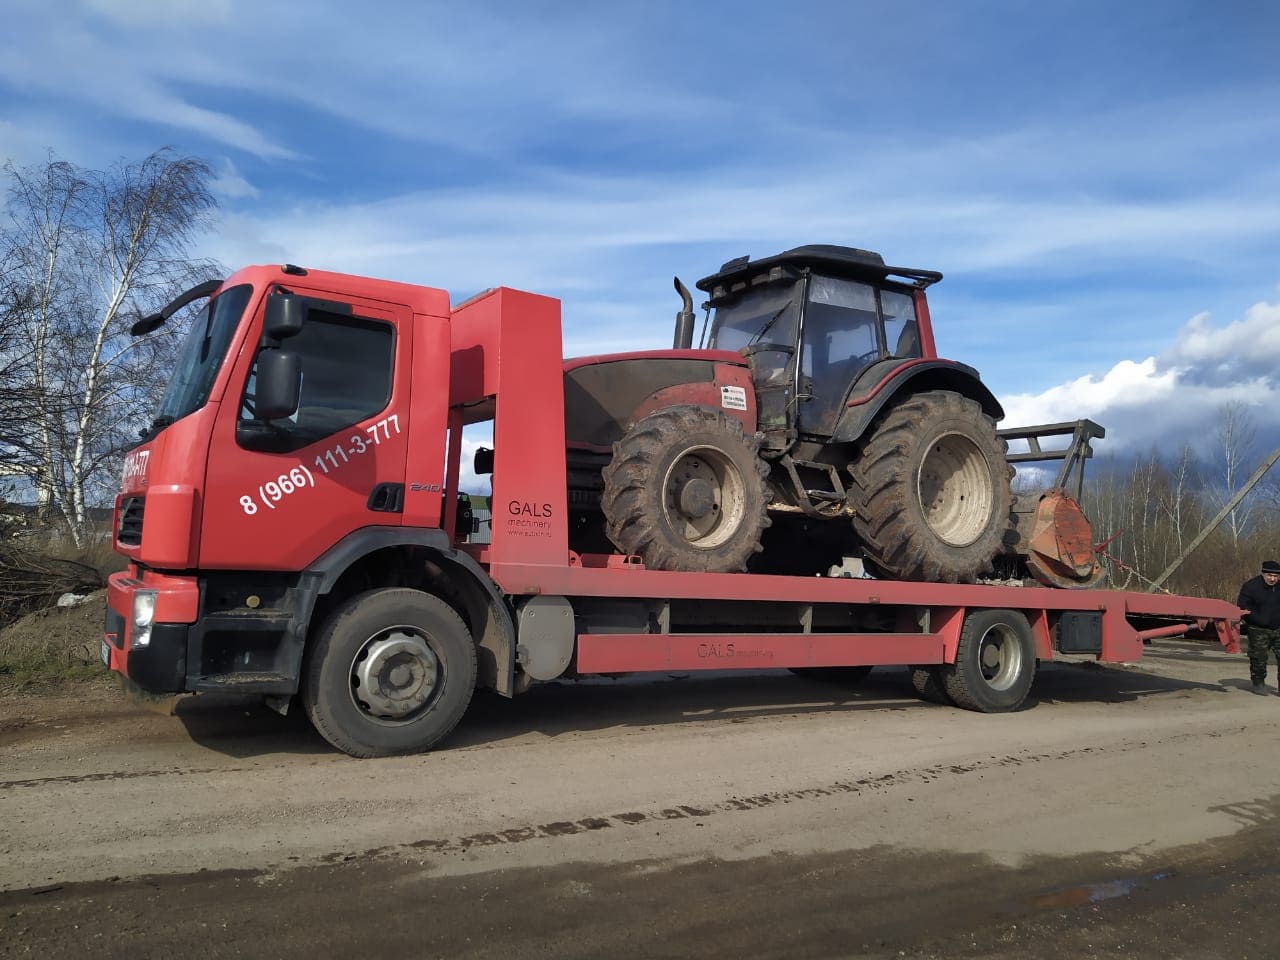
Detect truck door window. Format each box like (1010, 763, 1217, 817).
(240, 308, 394, 449)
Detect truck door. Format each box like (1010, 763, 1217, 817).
(199, 288, 412, 570)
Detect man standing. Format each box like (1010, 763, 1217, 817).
(1239, 560, 1280, 695)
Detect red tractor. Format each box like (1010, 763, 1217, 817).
(563, 245, 1018, 582)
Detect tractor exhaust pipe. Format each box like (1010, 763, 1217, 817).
(673, 276, 695, 349)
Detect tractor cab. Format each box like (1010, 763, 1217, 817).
(697, 245, 941, 449)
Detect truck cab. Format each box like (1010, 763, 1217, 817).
(105, 265, 462, 700)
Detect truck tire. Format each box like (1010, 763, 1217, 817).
(939, 609, 1036, 713)
(302, 588, 477, 758)
(602, 406, 770, 573)
(909, 665, 953, 705)
(849, 390, 1011, 583)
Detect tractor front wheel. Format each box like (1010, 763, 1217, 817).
(601, 406, 770, 573)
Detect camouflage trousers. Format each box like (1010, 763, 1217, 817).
(1247, 626, 1280, 686)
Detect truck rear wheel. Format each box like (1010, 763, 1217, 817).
(302, 588, 477, 758)
(909, 665, 953, 705)
(602, 406, 770, 573)
(849, 390, 1011, 583)
(940, 609, 1036, 713)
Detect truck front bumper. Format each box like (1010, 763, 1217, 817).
(104, 568, 199, 694)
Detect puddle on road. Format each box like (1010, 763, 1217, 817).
(1020, 871, 1172, 911)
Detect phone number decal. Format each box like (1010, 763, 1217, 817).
(236, 415, 402, 517)
(312, 414, 400, 476)
(239, 465, 316, 515)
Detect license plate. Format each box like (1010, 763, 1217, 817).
(100, 639, 111, 667)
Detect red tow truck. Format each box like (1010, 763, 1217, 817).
(104, 263, 1241, 757)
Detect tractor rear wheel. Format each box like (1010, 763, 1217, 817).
(849, 390, 1011, 583)
(602, 406, 770, 573)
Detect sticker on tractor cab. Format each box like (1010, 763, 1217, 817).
(720, 385, 748, 411)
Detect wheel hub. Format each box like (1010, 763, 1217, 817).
(678, 477, 717, 518)
(977, 625, 1021, 690)
(662, 446, 747, 548)
(351, 629, 440, 720)
(917, 431, 995, 547)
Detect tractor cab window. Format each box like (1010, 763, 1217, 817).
(707, 282, 802, 355)
(797, 276, 919, 437)
(881, 288, 920, 359)
(801, 276, 881, 392)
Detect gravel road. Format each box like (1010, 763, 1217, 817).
(3, 638, 1280, 958)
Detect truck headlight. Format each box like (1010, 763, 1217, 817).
(132, 591, 157, 648)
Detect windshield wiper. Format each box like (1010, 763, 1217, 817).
(748, 299, 794, 346)
(139, 415, 175, 439)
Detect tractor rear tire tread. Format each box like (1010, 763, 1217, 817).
(848, 390, 1011, 583)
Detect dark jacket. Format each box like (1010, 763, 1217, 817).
(1238, 576, 1280, 630)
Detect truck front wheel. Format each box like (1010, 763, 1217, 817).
(302, 588, 477, 758)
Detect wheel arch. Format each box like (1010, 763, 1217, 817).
(833, 361, 1004, 445)
(304, 527, 517, 696)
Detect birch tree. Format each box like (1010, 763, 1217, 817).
(0, 150, 221, 545)
(1213, 400, 1259, 548)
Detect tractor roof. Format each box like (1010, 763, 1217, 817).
(696, 244, 943, 299)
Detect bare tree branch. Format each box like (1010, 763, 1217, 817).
(0, 149, 223, 545)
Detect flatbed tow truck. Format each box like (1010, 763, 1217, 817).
(103, 265, 1241, 757)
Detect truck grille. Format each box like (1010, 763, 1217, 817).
(117, 496, 145, 545)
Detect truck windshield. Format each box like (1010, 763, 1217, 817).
(707, 282, 802, 353)
(149, 284, 253, 431)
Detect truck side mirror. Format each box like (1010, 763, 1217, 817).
(255, 349, 301, 421)
(264, 292, 305, 340)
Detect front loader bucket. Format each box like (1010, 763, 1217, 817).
(1009, 488, 1104, 589)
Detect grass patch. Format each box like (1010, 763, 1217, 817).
(0, 593, 109, 688)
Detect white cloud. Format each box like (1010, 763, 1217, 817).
(1160, 301, 1280, 384)
(1001, 302, 1280, 457)
(0, 10, 293, 160)
(190, 156, 1280, 373)
(1002, 359, 1179, 428)
(209, 157, 259, 200)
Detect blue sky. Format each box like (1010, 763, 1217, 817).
(3, 0, 1279, 469)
